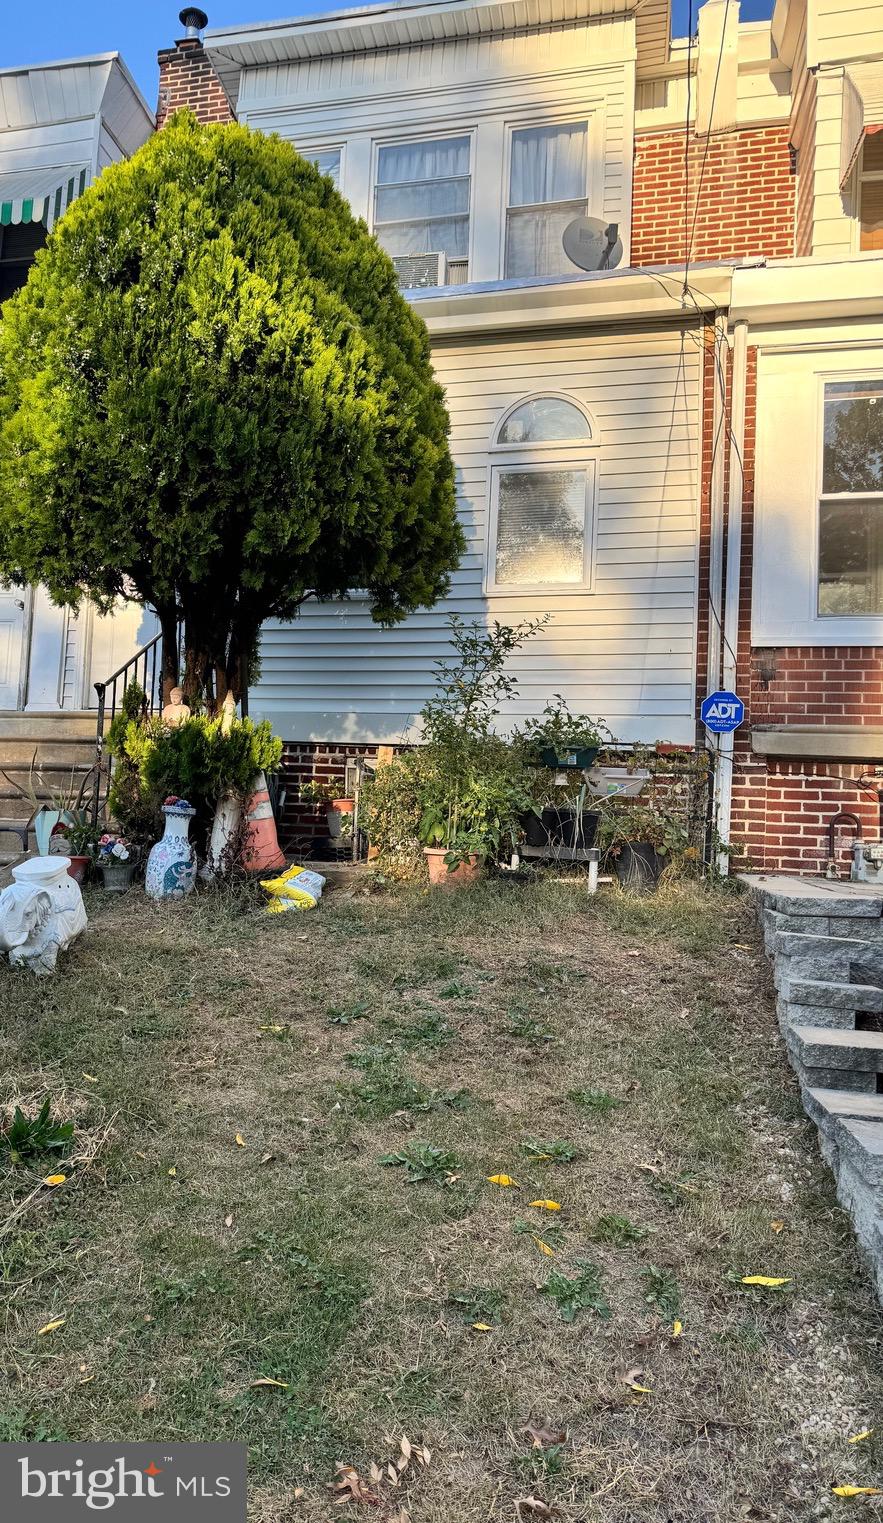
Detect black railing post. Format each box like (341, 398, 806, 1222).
(93, 682, 106, 828)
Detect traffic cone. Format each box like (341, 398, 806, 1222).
(241, 771, 285, 874)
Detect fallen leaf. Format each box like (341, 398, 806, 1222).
(260, 1153, 275, 1166)
(387, 1462, 398, 1486)
(235, 1134, 246, 1147)
(471, 1322, 493, 1332)
(249, 1378, 288, 1389)
(624, 1366, 652, 1394)
(224, 1214, 234, 1229)
(43, 1173, 66, 1187)
(770, 1219, 785, 1233)
(293, 1488, 304, 1501)
(521, 1424, 566, 1450)
(78, 1373, 95, 1386)
(848, 1429, 874, 1444)
(487, 1174, 520, 1188)
(400, 1436, 411, 1462)
(832, 1486, 883, 1497)
(515, 1500, 560, 1519)
(167, 1167, 177, 1178)
(528, 1200, 561, 1212)
(532, 1237, 556, 1257)
(37, 1317, 65, 1336)
(81, 1073, 98, 1084)
(741, 1275, 791, 1287)
(672, 1320, 683, 1338)
(328, 1464, 381, 1506)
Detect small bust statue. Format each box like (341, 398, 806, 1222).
(220, 690, 237, 735)
(162, 686, 191, 727)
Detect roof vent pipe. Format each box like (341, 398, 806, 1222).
(179, 7, 208, 38)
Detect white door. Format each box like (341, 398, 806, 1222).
(0, 586, 27, 709)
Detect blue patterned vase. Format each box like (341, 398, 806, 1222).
(145, 801, 197, 901)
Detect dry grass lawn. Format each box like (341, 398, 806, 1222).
(1, 876, 881, 1522)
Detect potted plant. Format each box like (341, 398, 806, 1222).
(1, 751, 98, 856)
(48, 811, 100, 884)
(96, 832, 138, 891)
(298, 777, 354, 840)
(598, 803, 688, 890)
(521, 696, 612, 770)
(522, 779, 600, 853)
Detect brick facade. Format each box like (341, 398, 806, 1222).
(727, 351, 883, 876)
(156, 37, 235, 129)
(278, 742, 379, 850)
(631, 125, 795, 267)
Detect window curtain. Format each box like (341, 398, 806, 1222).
(506, 122, 587, 278)
(375, 136, 470, 259)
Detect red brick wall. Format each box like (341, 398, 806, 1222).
(157, 38, 235, 128)
(632, 125, 795, 266)
(278, 742, 379, 850)
(727, 348, 883, 875)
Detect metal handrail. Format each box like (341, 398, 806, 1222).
(92, 631, 166, 825)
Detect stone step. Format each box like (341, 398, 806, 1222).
(774, 930, 883, 981)
(0, 739, 96, 767)
(804, 1086, 883, 1140)
(788, 1025, 883, 1091)
(0, 712, 96, 740)
(778, 977, 883, 1013)
(777, 997, 856, 1031)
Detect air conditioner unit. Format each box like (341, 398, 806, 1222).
(391, 252, 447, 291)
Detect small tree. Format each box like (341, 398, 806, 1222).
(0, 112, 463, 705)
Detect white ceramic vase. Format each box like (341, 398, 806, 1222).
(145, 803, 197, 900)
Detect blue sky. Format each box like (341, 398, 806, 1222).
(2, 0, 776, 112)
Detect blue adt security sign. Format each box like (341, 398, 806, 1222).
(701, 690, 745, 734)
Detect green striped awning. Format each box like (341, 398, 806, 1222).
(0, 164, 89, 231)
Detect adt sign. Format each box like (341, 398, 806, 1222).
(701, 690, 745, 735)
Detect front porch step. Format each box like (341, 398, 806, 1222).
(0, 739, 97, 767)
(0, 712, 96, 741)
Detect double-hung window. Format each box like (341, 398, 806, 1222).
(302, 148, 342, 188)
(505, 121, 588, 279)
(487, 395, 597, 593)
(818, 379, 883, 616)
(859, 132, 883, 251)
(373, 135, 471, 281)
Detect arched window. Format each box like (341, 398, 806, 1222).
(487, 394, 597, 593)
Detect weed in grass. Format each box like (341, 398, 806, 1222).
(395, 1010, 456, 1050)
(390, 1366, 459, 1418)
(515, 1443, 569, 1482)
(521, 956, 587, 988)
(449, 1285, 504, 1325)
(345, 1047, 432, 1117)
(152, 1267, 233, 1310)
(641, 1264, 682, 1321)
(569, 1088, 623, 1117)
(0, 1098, 73, 1163)
(645, 1167, 700, 1209)
(0, 1406, 68, 1443)
(513, 1218, 564, 1249)
(438, 980, 474, 1000)
(539, 1262, 610, 1323)
(590, 1213, 648, 1246)
(505, 1008, 556, 1044)
(520, 1137, 577, 1164)
(379, 1142, 461, 1184)
(326, 999, 371, 1026)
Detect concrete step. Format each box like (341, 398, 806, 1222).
(0, 739, 96, 767)
(804, 1087, 883, 1141)
(0, 712, 95, 740)
(788, 1024, 883, 1090)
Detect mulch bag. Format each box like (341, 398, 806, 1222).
(261, 863, 327, 913)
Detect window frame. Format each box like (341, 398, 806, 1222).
(295, 143, 345, 190)
(485, 392, 599, 596)
(370, 128, 474, 279)
(502, 114, 593, 281)
(815, 371, 883, 619)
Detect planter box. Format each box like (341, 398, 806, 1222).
(523, 808, 599, 850)
(538, 746, 599, 770)
(613, 842, 664, 891)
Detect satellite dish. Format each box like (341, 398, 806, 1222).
(562, 216, 623, 272)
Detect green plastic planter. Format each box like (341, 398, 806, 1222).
(539, 746, 599, 770)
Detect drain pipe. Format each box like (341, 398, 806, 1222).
(715, 318, 748, 875)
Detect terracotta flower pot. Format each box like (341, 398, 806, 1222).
(326, 799, 354, 839)
(424, 846, 483, 888)
(66, 855, 91, 885)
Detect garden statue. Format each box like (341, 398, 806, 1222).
(220, 691, 237, 735)
(161, 687, 191, 726)
(145, 798, 197, 900)
(0, 856, 88, 974)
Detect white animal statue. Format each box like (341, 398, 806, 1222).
(0, 857, 88, 975)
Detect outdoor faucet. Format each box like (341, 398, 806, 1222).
(826, 811, 862, 879)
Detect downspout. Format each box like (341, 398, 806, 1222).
(706, 319, 727, 696)
(715, 317, 749, 874)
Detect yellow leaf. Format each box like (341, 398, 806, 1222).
(37, 1317, 66, 1336)
(849, 1430, 874, 1444)
(249, 1378, 288, 1389)
(532, 1237, 556, 1257)
(741, 1275, 791, 1287)
(81, 1073, 98, 1084)
(235, 1134, 246, 1147)
(167, 1167, 177, 1177)
(528, 1200, 561, 1211)
(672, 1320, 683, 1338)
(832, 1486, 883, 1497)
(471, 1323, 493, 1332)
(630, 1383, 653, 1395)
(43, 1173, 66, 1187)
(770, 1220, 785, 1234)
(487, 1174, 520, 1188)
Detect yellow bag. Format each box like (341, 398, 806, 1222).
(260, 863, 326, 913)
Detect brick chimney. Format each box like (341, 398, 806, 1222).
(157, 8, 236, 128)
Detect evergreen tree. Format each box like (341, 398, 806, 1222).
(0, 112, 462, 704)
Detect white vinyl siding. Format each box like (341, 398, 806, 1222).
(251, 325, 701, 746)
(814, 0, 883, 66)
